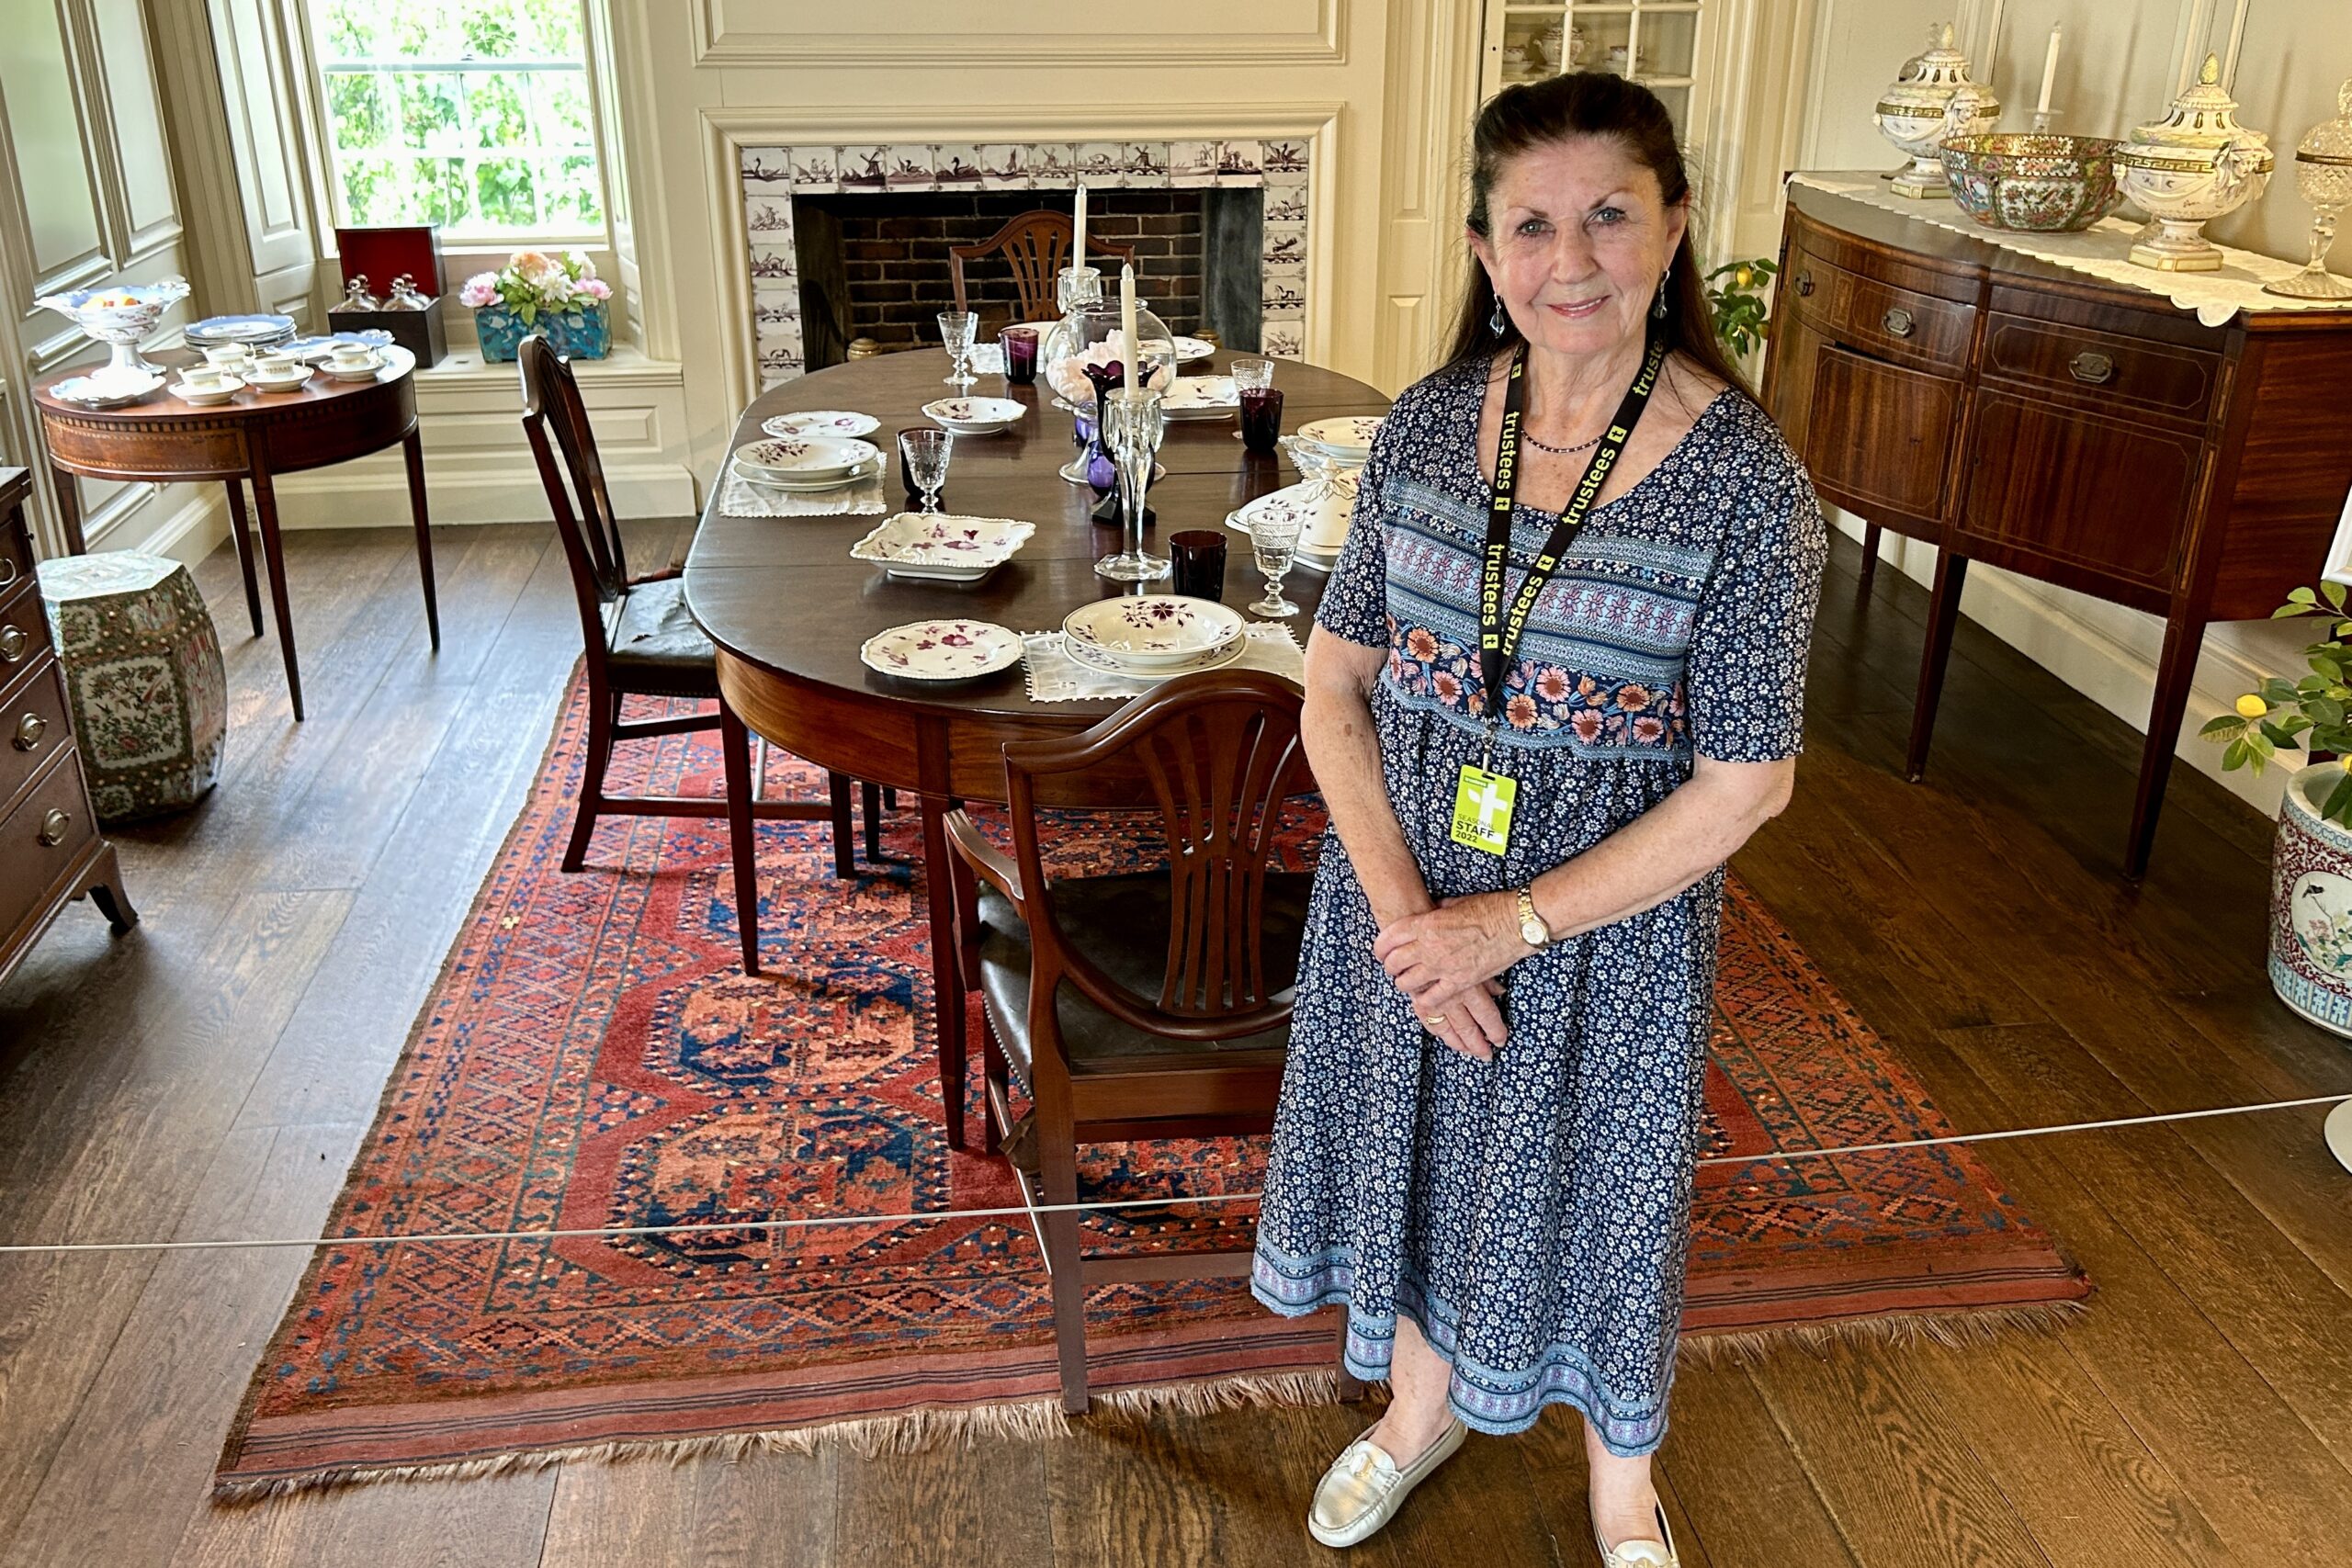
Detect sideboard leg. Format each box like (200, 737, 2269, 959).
(1857, 522, 1882, 599)
(401, 428, 440, 650)
(50, 466, 86, 555)
(221, 479, 264, 637)
(1905, 551, 1969, 783)
(2124, 611, 2207, 880)
(81, 842, 138, 935)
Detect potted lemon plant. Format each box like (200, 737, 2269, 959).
(2203, 581, 2352, 1036)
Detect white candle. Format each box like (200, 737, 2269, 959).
(1120, 263, 1139, 393)
(2036, 23, 2061, 117)
(1073, 183, 1087, 268)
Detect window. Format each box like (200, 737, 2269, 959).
(306, 0, 606, 240)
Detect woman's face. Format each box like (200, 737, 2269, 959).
(1469, 135, 1688, 362)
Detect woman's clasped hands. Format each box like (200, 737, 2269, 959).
(1373, 893, 1530, 1062)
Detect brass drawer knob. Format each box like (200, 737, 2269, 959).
(38, 807, 70, 847)
(12, 712, 43, 750)
(1793, 271, 1815, 297)
(0, 556, 17, 588)
(1883, 307, 1917, 338)
(2070, 350, 2116, 384)
(0, 626, 25, 662)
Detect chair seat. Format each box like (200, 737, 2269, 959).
(604, 577, 718, 696)
(974, 869, 1309, 1089)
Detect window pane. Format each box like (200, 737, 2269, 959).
(340, 155, 401, 224)
(317, 0, 381, 60)
(323, 73, 387, 152)
(467, 72, 529, 152)
(517, 0, 586, 56)
(411, 156, 473, 227)
(534, 72, 594, 150)
(545, 155, 603, 227)
(395, 73, 463, 152)
(474, 158, 539, 229)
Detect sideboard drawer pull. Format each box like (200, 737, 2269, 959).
(37, 807, 70, 847)
(0, 626, 25, 663)
(1794, 270, 1815, 297)
(0, 557, 17, 588)
(1883, 307, 1917, 338)
(2070, 350, 2116, 384)
(12, 713, 43, 751)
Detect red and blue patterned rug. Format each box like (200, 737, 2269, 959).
(217, 677, 2087, 1496)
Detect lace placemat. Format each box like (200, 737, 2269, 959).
(1020, 621, 1305, 703)
(1790, 170, 2352, 328)
(718, 462, 888, 518)
(968, 344, 1005, 376)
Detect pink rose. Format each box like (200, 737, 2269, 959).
(458, 273, 499, 309)
(577, 276, 612, 301)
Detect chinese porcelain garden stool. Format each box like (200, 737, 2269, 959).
(36, 550, 226, 822)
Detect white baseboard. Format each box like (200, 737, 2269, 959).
(1842, 517, 2297, 822)
(80, 481, 232, 567)
(264, 458, 699, 528)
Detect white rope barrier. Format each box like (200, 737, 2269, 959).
(0, 1092, 2341, 1258)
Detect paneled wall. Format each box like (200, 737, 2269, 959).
(0, 0, 205, 556)
(1791, 0, 2351, 816)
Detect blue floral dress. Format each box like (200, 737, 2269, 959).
(1250, 355, 1826, 1457)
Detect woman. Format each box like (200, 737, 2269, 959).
(1250, 73, 1826, 1563)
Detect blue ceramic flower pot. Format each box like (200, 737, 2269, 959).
(475, 301, 609, 362)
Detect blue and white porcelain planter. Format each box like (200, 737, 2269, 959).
(475, 301, 609, 362)
(2267, 761, 2352, 1039)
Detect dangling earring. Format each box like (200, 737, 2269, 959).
(1651, 264, 1672, 321)
(1489, 292, 1509, 336)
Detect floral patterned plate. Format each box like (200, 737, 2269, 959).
(1295, 415, 1385, 458)
(1061, 594, 1246, 668)
(731, 454, 884, 491)
(762, 409, 881, 439)
(1063, 628, 1250, 680)
(735, 435, 881, 479)
(1162, 375, 1238, 420)
(921, 396, 1024, 434)
(849, 512, 1035, 581)
(1164, 334, 1216, 365)
(859, 619, 1023, 681)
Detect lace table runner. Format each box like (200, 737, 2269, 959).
(1020, 621, 1304, 703)
(1791, 171, 2352, 328)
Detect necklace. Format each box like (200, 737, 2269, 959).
(1523, 429, 1603, 456)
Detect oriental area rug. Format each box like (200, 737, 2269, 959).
(216, 676, 2088, 1498)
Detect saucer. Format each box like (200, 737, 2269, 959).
(172, 376, 244, 406)
(922, 397, 1023, 434)
(245, 368, 313, 393)
(320, 354, 385, 381)
(859, 619, 1023, 682)
(732, 454, 884, 491)
(762, 409, 881, 439)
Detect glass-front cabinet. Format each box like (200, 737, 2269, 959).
(1481, 3, 1713, 137)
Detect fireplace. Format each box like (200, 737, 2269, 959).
(741, 139, 1312, 389)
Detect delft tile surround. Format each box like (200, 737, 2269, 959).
(741, 139, 1313, 389)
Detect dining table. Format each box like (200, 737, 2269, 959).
(684, 346, 1391, 1148)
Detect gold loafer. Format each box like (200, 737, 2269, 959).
(1595, 1503, 1679, 1567)
(1307, 1420, 1466, 1549)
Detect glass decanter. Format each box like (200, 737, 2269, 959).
(2266, 78, 2352, 300)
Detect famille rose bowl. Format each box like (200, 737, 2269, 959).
(1939, 135, 2125, 231)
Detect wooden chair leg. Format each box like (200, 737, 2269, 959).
(722, 705, 762, 975)
(1037, 1101, 1091, 1415)
(828, 772, 854, 878)
(862, 779, 883, 861)
(562, 684, 617, 872)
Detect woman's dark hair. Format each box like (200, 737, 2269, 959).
(1443, 73, 1747, 400)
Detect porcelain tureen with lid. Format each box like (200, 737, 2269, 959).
(2115, 52, 2274, 272)
(1874, 22, 2001, 199)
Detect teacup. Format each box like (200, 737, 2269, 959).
(250, 352, 300, 380)
(326, 342, 377, 368)
(179, 366, 230, 391)
(202, 345, 254, 369)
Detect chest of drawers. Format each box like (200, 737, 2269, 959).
(1764, 183, 2352, 875)
(0, 467, 135, 989)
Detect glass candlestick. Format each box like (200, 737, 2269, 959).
(2267, 78, 2352, 300)
(1096, 387, 1169, 581)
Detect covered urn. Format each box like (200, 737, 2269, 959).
(1874, 22, 2001, 199)
(2114, 52, 2275, 272)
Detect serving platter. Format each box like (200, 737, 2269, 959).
(1162, 375, 1238, 420)
(849, 512, 1034, 581)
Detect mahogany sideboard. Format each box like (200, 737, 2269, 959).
(0, 468, 134, 990)
(1763, 180, 2352, 875)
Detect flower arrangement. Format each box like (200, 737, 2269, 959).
(2202, 581, 2352, 823)
(1045, 336, 1173, 406)
(459, 249, 613, 362)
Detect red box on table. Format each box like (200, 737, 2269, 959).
(332, 224, 447, 368)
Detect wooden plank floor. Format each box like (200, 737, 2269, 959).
(2, 523, 2348, 1568)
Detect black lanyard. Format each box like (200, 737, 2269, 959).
(1479, 323, 1668, 729)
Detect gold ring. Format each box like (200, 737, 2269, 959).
(1419, 1015, 1445, 1029)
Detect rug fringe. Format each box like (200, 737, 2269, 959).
(1678, 1297, 2090, 1367)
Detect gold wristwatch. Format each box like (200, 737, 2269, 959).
(1515, 886, 1552, 949)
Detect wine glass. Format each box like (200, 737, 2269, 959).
(937, 310, 978, 389)
(1229, 356, 1273, 439)
(1248, 501, 1303, 617)
(1096, 387, 1170, 581)
(901, 427, 954, 513)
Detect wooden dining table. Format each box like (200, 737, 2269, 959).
(684, 348, 1391, 1148)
